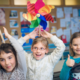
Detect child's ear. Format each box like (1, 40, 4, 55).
(31, 46, 33, 52)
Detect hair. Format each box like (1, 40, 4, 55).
(32, 36, 49, 49)
(69, 32, 80, 56)
(0, 43, 18, 70)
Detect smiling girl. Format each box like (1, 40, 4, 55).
(60, 32, 80, 80)
(0, 27, 27, 80)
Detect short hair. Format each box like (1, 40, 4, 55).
(0, 43, 18, 69)
(32, 36, 49, 48)
(69, 32, 80, 56)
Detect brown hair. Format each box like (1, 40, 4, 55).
(69, 32, 80, 56)
(32, 36, 49, 49)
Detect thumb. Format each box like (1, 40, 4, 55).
(68, 54, 70, 59)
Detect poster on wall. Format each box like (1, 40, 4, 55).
(51, 16, 57, 23)
(20, 12, 31, 28)
(0, 8, 6, 26)
(9, 10, 18, 18)
(1, 33, 8, 42)
(9, 20, 19, 28)
(11, 29, 18, 39)
(66, 21, 71, 29)
(50, 26, 57, 34)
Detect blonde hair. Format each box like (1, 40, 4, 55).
(69, 32, 80, 56)
(32, 36, 49, 49)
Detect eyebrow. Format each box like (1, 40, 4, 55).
(0, 55, 13, 59)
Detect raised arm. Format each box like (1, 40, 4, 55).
(17, 28, 38, 46)
(41, 30, 65, 65)
(60, 55, 75, 80)
(3, 27, 27, 78)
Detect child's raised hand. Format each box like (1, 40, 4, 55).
(66, 54, 75, 67)
(3, 27, 11, 39)
(40, 29, 53, 38)
(29, 28, 38, 39)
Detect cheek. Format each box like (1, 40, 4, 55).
(0, 62, 5, 67)
(11, 58, 16, 65)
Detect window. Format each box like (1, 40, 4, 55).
(65, 0, 80, 6)
(14, 0, 62, 5)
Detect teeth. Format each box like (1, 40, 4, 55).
(36, 54, 41, 56)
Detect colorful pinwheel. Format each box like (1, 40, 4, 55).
(23, 0, 55, 30)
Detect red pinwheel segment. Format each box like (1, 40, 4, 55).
(44, 14, 54, 23)
(27, 1, 36, 16)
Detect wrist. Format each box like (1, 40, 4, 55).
(48, 34, 53, 39)
(7, 34, 12, 39)
(23, 34, 30, 41)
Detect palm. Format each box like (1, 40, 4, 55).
(41, 30, 49, 38)
(29, 28, 38, 39)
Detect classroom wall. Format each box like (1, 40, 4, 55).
(0, 6, 80, 44)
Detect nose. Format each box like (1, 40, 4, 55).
(37, 48, 41, 52)
(5, 59, 9, 65)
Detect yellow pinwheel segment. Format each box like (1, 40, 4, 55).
(38, 5, 55, 16)
(23, 12, 37, 21)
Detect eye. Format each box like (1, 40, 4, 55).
(8, 56, 12, 59)
(0, 59, 4, 61)
(34, 47, 38, 50)
(73, 44, 77, 46)
(40, 47, 44, 50)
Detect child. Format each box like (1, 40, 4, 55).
(60, 32, 80, 80)
(18, 29, 65, 80)
(0, 27, 27, 80)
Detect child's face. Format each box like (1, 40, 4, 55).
(70, 37, 80, 57)
(0, 51, 16, 72)
(31, 42, 48, 60)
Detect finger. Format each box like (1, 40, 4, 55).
(41, 28, 44, 31)
(68, 54, 70, 59)
(35, 28, 38, 31)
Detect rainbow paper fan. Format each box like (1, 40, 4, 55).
(23, 0, 55, 31)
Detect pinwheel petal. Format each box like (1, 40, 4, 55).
(35, 0, 45, 11)
(38, 5, 55, 16)
(23, 12, 37, 21)
(30, 17, 41, 28)
(40, 20, 47, 30)
(44, 14, 54, 22)
(27, 1, 36, 16)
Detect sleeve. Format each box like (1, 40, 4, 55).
(9, 37, 27, 79)
(60, 59, 71, 80)
(17, 37, 26, 46)
(17, 37, 29, 57)
(48, 36, 65, 65)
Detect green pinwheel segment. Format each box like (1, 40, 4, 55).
(30, 17, 41, 28)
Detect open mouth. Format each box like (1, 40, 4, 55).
(36, 54, 41, 57)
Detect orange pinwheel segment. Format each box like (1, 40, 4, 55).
(23, 12, 37, 21)
(38, 5, 55, 16)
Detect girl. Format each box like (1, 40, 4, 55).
(17, 29, 65, 80)
(0, 27, 27, 80)
(60, 32, 80, 80)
